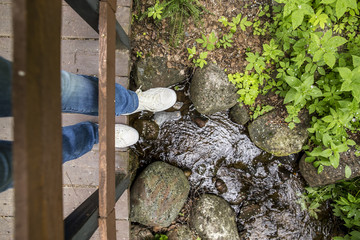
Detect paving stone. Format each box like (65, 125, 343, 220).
(63, 186, 97, 218)
(0, 38, 12, 60)
(117, 0, 132, 7)
(115, 189, 129, 220)
(0, 188, 13, 217)
(116, 219, 130, 240)
(0, 216, 13, 240)
(0, 4, 11, 36)
(0, 117, 13, 141)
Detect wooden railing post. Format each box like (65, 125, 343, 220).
(12, 0, 63, 239)
(98, 0, 117, 239)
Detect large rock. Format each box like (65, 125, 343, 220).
(134, 57, 186, 90)
(248, 110, 309, 156)
(299, 148, 360, 187)
(133, 119, 159, 140)
(130, 161, 190, 227)
(190, 64, 238, 115)
(190, 194, 240, 240)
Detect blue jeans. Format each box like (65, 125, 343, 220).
(0, 56, 139, 192)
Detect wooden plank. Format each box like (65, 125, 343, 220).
(98, 1, 117, 239)
(60, 39, 129, 76)
(64, 174, 130, 239)
(12, 0, 63, 239)
(62, 5, 99, 39)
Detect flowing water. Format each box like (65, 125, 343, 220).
(132, 83, 337, 239)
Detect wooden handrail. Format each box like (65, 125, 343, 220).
(12, 0, 63, 239)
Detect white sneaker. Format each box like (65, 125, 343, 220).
(130, 88, 177, 114)
(115, 124, 139, 148)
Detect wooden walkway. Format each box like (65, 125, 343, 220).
(0, 0, 132, 239)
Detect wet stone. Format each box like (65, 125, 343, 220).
(190, 194, 240, 240)
(248, 110, 310, 156)
(153, 111, 181, 126)
(133, 56, 186, 90)
(133, 119, 159, 140)
(166, 224, 195, 240)
(130, 161, 190, 228)
(229, 104, 250, 125)
(190, 63, 238, 115)
(130, 225, 153, 240)
(214, 178, 228, 194)
(299, 147, 360, 187)
(192, 116, 208, 128)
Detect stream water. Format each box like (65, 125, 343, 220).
(132, 82, 337, 239)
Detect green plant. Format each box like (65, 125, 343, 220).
(219, 33, 233, 49)
(228, 72, 263, 106)
(147, 1, 164, 20)
(142, 0, 204, 46)
(187, 46, 197, 60)
(194, 51, 208, 68)
(196, 32, 218, 51)
(250, 105, 275, 119)
(136, 51, 143, 58)
(154, 234, 168, 240)
(219, 13, 252, 33)
(298, 178, 360, 239)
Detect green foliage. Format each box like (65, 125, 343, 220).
(228, 72, 263, 105)
(219, 33, 233, 49)
(142, 0, 204, 46)
(298, 178, 360, 238)
(196, 32, 218, 51)
(136, 51, 143, 58)
(154, 234, 168, 240)
(194, 51, 208, 68)
(147, 1, 164, 20)
(243, 0, 360, 173)
(250, 105, 275, 120)
(218, 13, 252, 33)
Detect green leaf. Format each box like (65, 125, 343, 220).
(285, 76, 301, 88)
(321, 0, 336, 3)
(284, 89, 297, 103)
(353, 55, 360, 68)
(329, 154, 340, 168)
(345, 165, 352, 178)
(327, 36, 347, 48)
(336, 0, 347, 19)
(317, 165, 324, 174)
(338, 67, 352, 80)
(313, 50, 324, 62)
(324, 53, 336, 68)
(292, 10, 304, 29)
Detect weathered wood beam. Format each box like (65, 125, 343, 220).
(12, 0, 63, 239)
(98, 0, 117, 239)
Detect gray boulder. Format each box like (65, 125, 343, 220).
(248, 110, 309, 156)
(190, 64, 238, 115)
(299, 148, 360, 187)
(134, 57, 186, 90)
(190, 194, 240, 240)
(130, 161, 190, 227)
(229, 104, 250, 125)
(167, 225, 195, 240)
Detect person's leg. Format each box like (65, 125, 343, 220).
(62, 122, 99, 163)
(0, 56, 12, 117)
(61, 71, 138, 116)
